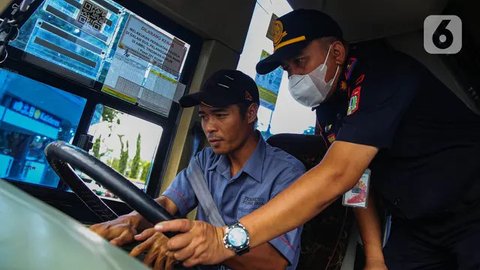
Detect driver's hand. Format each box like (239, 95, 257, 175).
(130, 228, 175, 270)
(90, 213, 144, 246)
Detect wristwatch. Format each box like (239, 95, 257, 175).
(223, 222, 250, 255)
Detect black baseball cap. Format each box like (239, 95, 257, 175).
(256, 9, 343, 75)
(179, 69, 259, 108)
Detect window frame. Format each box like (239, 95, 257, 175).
(0, 0, 202, 222)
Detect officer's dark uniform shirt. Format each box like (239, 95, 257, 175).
(315, 42, 480, 220)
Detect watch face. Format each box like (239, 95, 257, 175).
(227, 227, 247, 248)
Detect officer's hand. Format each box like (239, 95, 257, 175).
(154, 219, 235, 267)
(364, 258, 388, 270)
(130, 228, 175, 270)
(90, 213, 143, 246)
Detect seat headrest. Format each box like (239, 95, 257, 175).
(267, 133, 327, 170)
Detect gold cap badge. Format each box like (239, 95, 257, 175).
(273, 20, 287, 49)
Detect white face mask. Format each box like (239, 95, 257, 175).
(288, 45, 340, 108)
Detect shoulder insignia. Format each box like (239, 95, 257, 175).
(347, 86, 361, 115)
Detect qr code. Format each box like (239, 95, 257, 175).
(77, 0, 107, 31)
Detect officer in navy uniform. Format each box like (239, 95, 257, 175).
(151, 9, 480, 270)
(257, 9, 480, 270)
(314, 38, 480, 268)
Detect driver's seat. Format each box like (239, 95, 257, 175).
(267, 134, 353, 270)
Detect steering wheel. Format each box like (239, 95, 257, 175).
(44, 141, 175, 237)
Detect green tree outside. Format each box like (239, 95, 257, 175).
(110, 158, 120, 171)
(129, 133, 142, 179)
(118, 135, 129, 175)
(140, 161, 151, 183)
(102, 106, 120, 124)
(101, 106, 121, 137)
(92, 135, 112, 160)
(92, 135, 102, 159)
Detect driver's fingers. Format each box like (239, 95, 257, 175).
(134, 228, 156, 241)
(110, 229, 134, 246)
(144, 243, 163, 266)
(153, 254, 167, 270)
(159, 240, 171, 270)
(164, 255, 175, 270)
(104, 223, 136, 241)
(89, 222, 109, 237)
(143, 249, 157, 266)
(129, 233, 156, 257)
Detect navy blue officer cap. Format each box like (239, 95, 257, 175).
(179, 69, 259, 108)
(256, 9, 343, 75)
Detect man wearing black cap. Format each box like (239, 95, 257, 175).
(90, 69, 305, 270)
(155, 9, 480, 270)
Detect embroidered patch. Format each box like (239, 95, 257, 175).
(242, 196, 265, 207)
(347, 86, 361, 115)
(327, 133, 336, 144)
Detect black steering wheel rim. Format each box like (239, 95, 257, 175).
(45, 141, 175, 236)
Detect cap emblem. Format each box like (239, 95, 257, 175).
(273, 20, 287, 49)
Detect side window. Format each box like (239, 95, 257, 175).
(0, 0, 200, 202)
(0, 69, 86, 188)
(237, 1, 316, 139)
(85, 104, 163, 198)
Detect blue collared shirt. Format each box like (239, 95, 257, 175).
(163, 136, 305, 269)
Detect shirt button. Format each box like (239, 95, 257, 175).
(393, 198, 401, 206)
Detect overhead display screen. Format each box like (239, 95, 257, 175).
(9, 0, 190, 116)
